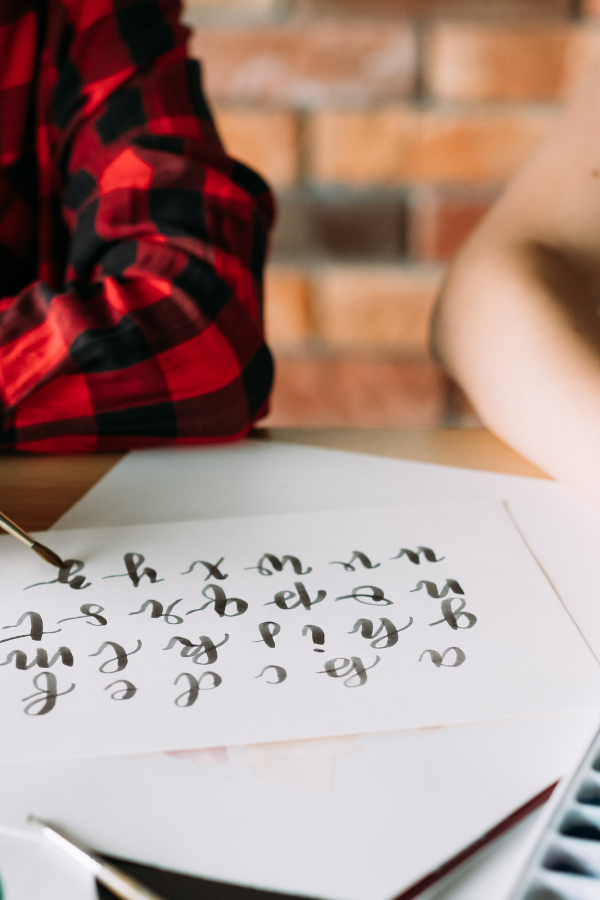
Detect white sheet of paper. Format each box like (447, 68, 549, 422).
(428, 809, 545, 900)
(1, 500, 599, 765)
(55, 442, 600, 662)
(0, 827, 97, 900)
(5, 442, 600, 900)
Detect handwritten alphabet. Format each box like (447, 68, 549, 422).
(104, 680, 137, 700)
(174, 671, 221, 706)
(129, 599, 183, 625)
(429, 598, 477, 630)
(255, 622, 281, 648)
(391, 547, 445, 565)
(349, 617, 411, 648)
(90, 640, 142, 673)
(188, 584, 248, 617)
(246, 554, 312, 576)
(320, 656, 381, 687)
(302, 624, 325, 651)
(419, 647, 466, 667)
(24, 559, 91, 591)
(181, 558, 228, 580)
(0, 524, 483, 737)
(335, 585, 392, 606)
(0, 611, 60, 644)
(411, 579, 464, 598)
(0, 646, 73, 669)
(267, 582, 326, 611)
(330, 551, 380, 572)
(163, 634, 229, 665)
(57, 603, 107, 626)
(174, 672, 199, 706)
(256, 665, 287, 684)
(21, 672, 75, 715)
(103, 553, 164, 588)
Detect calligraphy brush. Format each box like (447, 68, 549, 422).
(0, 510, 65, 568)
(29, 817, 167, 900)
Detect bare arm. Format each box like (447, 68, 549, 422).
(432, 69, 600, 506)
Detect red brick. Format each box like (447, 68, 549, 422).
(314, 264, 443, 355)
(260, 357, 447, 427)
(190, 22, 416, 105)
(291, 0, 572, 18)
(408, 186, 497, 261)
(271, 191, 406, 260)
(308, 107, 555, 184)
(426, 25, 571, 101)
(264, 267, 311, 347)
(214, 108, 298, 187)
(185, 0, 278, 13)
(426, 25, 600, 101)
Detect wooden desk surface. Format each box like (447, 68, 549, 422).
(0, 427, 548, 533)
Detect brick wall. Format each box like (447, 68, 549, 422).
(184, 0, 596, 428)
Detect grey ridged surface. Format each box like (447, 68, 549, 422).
(510, 726, 600, 900)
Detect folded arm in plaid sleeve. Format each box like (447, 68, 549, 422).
(0, 0, 274, 452)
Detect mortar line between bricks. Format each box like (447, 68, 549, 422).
(295, 109, 311, 186)
(413, 17, 429, 104)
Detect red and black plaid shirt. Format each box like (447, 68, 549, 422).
(0, 0, 274, 452)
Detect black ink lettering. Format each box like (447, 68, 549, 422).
(174, 671, 221, 706)
(302, 624, 325, 651)
(335, 585, 392, 606)
(24, 559, 90, 591)
(266, 581, 326, 610)
(329, 551, 380, 572)
(390, 547, 445, 565)
(349, 618, 376, 639)
(57, 603, 107, 626)
(104, 680, 137, 700)
(22, 672, 75, 715)
(246, 554, 312, 576)
(187, 584, 248, 617)
(0, 650, 27, 669)
(4, 611, 44, 640)
(319, 655, 380, 687)
(410, 579, 464, 598)
(174, 672, 199, 707)
(0, 611, 61, 643)
(419, 647, 466, 667)
(254, 621, 281, 648)
(89, 640, 142, 673)
(163, 634, 229, 665)
(269, 590, 294, 609)
(190, 636, 228, 664)
(129, 598, 183, 624)
(349, 616, 411, 648)
(429, 597, 477, 630)
(181, 558, 228, 580)
(256, 665, 287, 684)
(371, 617, 411, 648)
(0, 646, 73, 669)
(102, 553, 164, 588)
(163, 636, 196, 654)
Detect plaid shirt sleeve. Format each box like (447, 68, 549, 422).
(0, 0, 274, 452)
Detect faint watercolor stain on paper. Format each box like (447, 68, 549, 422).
(168, 746, 228, 766)
(167, 735, 359, 792)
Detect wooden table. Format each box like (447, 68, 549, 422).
(0, 427, 549, 533)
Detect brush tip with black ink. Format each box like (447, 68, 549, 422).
(0, 510, 67, 569)
(32, 542, 65, 569)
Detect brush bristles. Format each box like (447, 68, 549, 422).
(32, 542, 65, 569)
